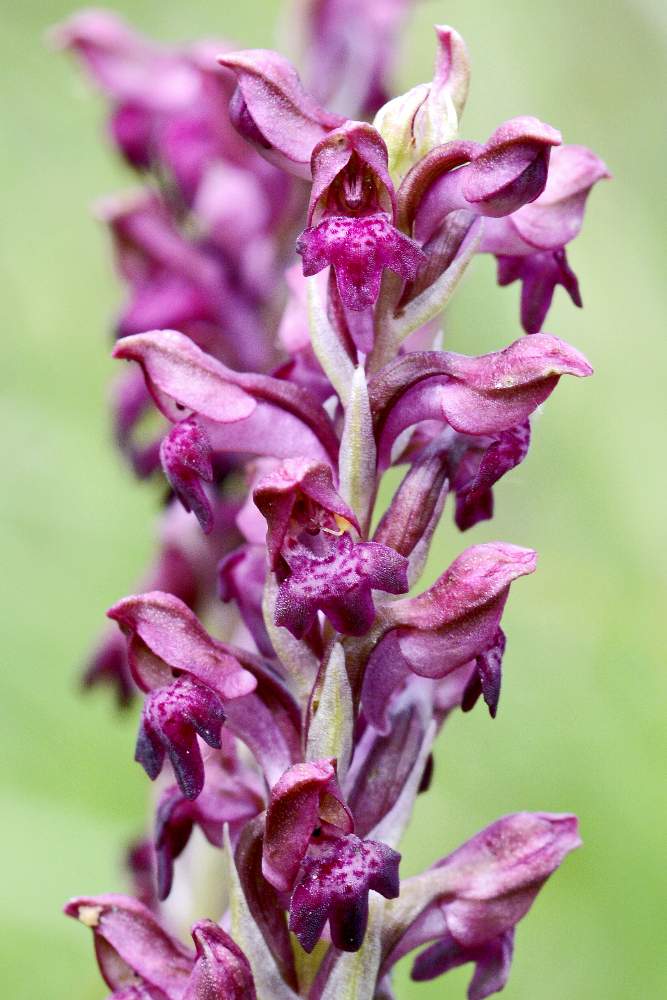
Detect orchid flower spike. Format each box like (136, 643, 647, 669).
(59, 7, 604, 999)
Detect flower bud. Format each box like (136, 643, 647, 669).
(374, 26, 470, 183)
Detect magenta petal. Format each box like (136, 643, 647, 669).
(297, 213, 424, 311)
(289, 835, 400, 952)
(392, 542, 536, 631)
(109, 102, 154, 169)
(160, 418, 214, 533)
(184, 920, 256, 1000)
(463, 117, 561, 217)
(383, 813, 580, 984)
(388, 543, 535, 679)
(253, 457, 358, 569)
(219, 49, 344, 177)
(136, 676, 225, 799)
(308, 121, 395, 222)
(114, 329, 339, 464)
(113, 330, 257, 425)
(63, 894, 193, 996)
(433, 813, 582, 949)
(262, 759, 353, 892)
(370, 335, 592, 466)
(509, 143, 610, 251)
(400, 140, 478, 242)
(275, 533, 409, 639)
(108, 591, 256, 697)
(53, 10, 198, 109)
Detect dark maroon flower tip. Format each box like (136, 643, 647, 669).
(82, 629, 135, 708)
(461, 629, 506, 718)
(136, 676, 225, 799)
(497, 247, 582, 334)
(160, 417, 214, 533)
(154, 756, 263, 900)
(412, 929, 515, 1000)
(454, 421, 531, 531)
(154, 786, 198, 901)
(289, 834, 401, 953)
(296, 213, 424, 311)
(274, 532, 409, 639)
(185, 920, 257, 1000)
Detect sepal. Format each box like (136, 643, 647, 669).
(369, 335, 592, 468)
(107, 591, 255, 698)
(160, 417, 214, 533)
(184, 920, 257, 1000)
(63, 894, 192, 998)
(380, 812, 581, 985)
(219, 49, 344, 178)
(263, 758, 353, 892)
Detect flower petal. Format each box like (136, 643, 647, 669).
(289, 835, 400, 952)
(108, 591, 256, 698)
(263, 759, 353, 892)
(184, 920, 257, 1000)
(219, 49, 344, 178)
(63, 895, 192, 996)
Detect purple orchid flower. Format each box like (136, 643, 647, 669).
(61, 8, 604, 999)
(481, 144, 610, 331)
(296, 122, 424, 313)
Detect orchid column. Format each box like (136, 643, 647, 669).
(59, 9, 607, 1000)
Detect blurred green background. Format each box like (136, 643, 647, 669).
(2, 0, 665, 997)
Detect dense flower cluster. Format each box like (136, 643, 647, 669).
(57, 4, 606, 998)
